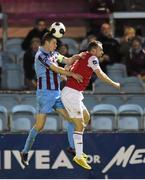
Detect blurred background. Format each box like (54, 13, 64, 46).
(0, 0, 145, 179)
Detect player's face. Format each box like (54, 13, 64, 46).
(94, 46, 104, 58)
(47, 38, 57, 51)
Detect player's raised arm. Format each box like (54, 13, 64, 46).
(95, 68, 120, 89)
(37, 54, 83, 83)
(57, 52, 86, 65)
(50, 63, 83, 83)
(87, 41, 120, 89)
(88, 56, 120, 89)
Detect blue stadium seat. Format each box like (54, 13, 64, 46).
(6, 38, 24, 58)
(43, 112, 61, 132)
(93, 79, 120, 93)
(126, 95, 145, 108)
(91, 104, 118, 131)
(0, 105, 8, 131)
(21, 95, 36, 108)
(0, 94, 21, 111)
(118, 104, 144, 131)
(101, 95, 124, 108)
(16, 51, 25, 65)
(6, 38, 23, 47)
(2, 51, 16, 64)
(83, 94, 100, 111)
(143, 108, 145, 130)
(121, 77, 145, 93)
(61, 38, 79, 54)
(1, 63, 24, 90)
(11, 105, 36, 132)
(107, 63, 127, 81)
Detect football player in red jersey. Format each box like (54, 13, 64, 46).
(61, 40, 120, 170)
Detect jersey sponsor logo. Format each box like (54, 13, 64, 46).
(92, 60, 98, 65)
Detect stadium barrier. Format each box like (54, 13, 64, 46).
(0, 132, 145, 179)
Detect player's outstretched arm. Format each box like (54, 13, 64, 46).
(60, 52, 86, 65)
(95, 68, 120, 89)
(50, 63, 83, 83)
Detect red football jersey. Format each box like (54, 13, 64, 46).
(66, 52, 100, 91)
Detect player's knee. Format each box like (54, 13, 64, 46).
(74, 121, 84, 132)
(84, 114, 90, 126)
(83, 109, 90, 120)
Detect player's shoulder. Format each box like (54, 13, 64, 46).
(88, 55, 99, 63)
(37, 48, 48, 59)
(52, 51, 59, 57)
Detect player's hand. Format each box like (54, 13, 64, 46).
(78, 52, 87, 59)
(113, 82, 120, 89)
(71, 73, 83, 83)
(61, 75, 67, 81)
(72, 52, 86, 61)
(72, 54, 81, 61)
(64, 65, 71, 71)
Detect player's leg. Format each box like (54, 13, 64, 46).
(22, 114, 46, 153)
(67, 122, 75, 153)
(71, 117, 91, 170)
(21, 91, 54, 166)
(56, 108, 75, 152)
(57, 106, 86, 158)
(57, 108, 85, 156)
(20, 113, 46, 166)
(61, 87, 91, 170)
(54, 97, 76, 153)
(60, 102, 90, 156)
(56, 108, 73, 123)
(54, 96, 76, 149)
(83, 108, 90, 126)
(57, 105, 90, 150)
(65, 108, 90, 156)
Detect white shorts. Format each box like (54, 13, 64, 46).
(61, 87, 87, 118)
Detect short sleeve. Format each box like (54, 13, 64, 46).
(88, 56, 100, 71)
(38, 54, 52, 68)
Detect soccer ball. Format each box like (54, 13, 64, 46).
(49, 22, 66, 38)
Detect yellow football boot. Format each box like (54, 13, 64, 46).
(73, 155, 92, 170)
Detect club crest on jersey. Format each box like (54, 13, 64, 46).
(92, 60, 98, 65)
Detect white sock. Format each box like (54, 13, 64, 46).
(73, 131, 83, 158)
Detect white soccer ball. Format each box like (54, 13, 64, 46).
(49, 22, 66, 38)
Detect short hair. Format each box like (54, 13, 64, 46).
(88, 40, 103, 51)
(60, 43, 69, 50)
(124, 27, 136, 36)
(131, 37, 142, 45)
(35, 18, 46, 25)
(30, 37, 41, 45)
(41, 31, 57, 45)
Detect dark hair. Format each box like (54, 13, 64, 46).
(41, 31, 57, 45)
(131, 37, 142, 45)
(60, 43, 69, 50)
(88, 40, 102, 51)
(35, 18, 46, 25)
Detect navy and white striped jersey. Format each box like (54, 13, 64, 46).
(35, 47, 64, 90)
